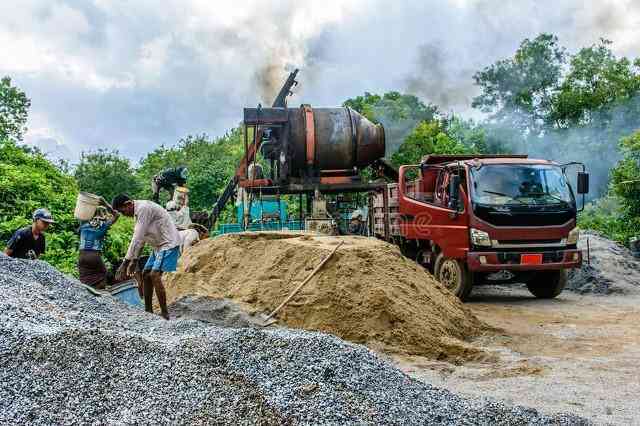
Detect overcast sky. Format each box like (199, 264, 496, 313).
(2, 0, 639, 163)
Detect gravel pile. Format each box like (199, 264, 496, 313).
(169, 295, 263, 327)
(0, 254, 588, 425)
(567, 232, 640, 294)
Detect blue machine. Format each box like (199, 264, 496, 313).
(235, 199, 288, 224)
(217, 199, 304, 235)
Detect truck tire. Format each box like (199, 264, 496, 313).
(434, 253, 473, 301)
(525, 269, 567, 299)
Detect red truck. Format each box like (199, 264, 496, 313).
(372, 154, 589, 300)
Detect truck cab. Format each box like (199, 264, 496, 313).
(372, 155, 589, 300)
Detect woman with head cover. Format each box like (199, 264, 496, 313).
(77, 198, 120, 289)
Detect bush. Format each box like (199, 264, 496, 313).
(0, 139, 79, 274)
(390, 120, 469, 166)
(74, 150, 142, 203)
(0, 140, 134, 276)
(578, 196, 640, 244)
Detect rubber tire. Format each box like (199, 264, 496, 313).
(434, 253, 473, 301)
(525, 269, 567, 299)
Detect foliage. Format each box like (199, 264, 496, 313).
(0, 139, 79, 274)
(578, 131, 640, 244)
(390, 120, 469, 166)
(343, 91, 438, 124)
(473, 34, 640, 198)
(74, 149, 142, 203)
(473, 33, 566, 135)
(611, 131, 640, 216)
(550, 39, 640, 128)
(343, 91, 439, 154)
(0, 77, 31, 141)
(136, 131, 244, 212)
(445, 116, 494, 153)
(578, 196, 640, 244)
(0, 139, 137, 275)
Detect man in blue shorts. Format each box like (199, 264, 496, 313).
(112, 194, 181, 320)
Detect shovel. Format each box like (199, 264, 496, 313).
(260, 240, 344, 327)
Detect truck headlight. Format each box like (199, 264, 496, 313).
(567, 228, 580, 245)
(470, 228, 492, 247)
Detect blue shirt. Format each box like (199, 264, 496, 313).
(79, 221, 112, 251)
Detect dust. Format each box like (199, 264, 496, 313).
(165, 232, 486, 360)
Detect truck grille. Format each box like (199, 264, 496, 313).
(473, 205, 575, 227)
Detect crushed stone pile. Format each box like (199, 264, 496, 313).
(567, 232, 640, 294)
(169, 295, 263, 327)
(165, 232, 484, 360)
(0, 254, 587, 425)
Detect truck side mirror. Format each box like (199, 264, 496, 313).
(448, 175, 461, 210)
(577, 172, 589, 194)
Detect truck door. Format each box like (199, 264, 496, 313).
(398, 165, 469, 259)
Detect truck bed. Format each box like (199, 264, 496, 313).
(371, 183, 401, 238)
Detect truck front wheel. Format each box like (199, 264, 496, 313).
(525, 269, 567, 299)
(434, 254, 473, 301)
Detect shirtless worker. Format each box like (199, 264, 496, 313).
(112, 194, 181, 319)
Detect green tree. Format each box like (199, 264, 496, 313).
(472, 33, 566, 135)
(0, 77, 31, 141)
(550, 39, 640, 128)
(611, 131, 640, 216)
(342, 92, 382, 121)
(343, 91, 439, 154)
(390, 120, 469, 166)
(74, 149, 142, 203)
(136, 131, 244, 211)
(579, 131, 640, 243)
(344, 91, 437, 123)
(445, 116, 494, 153)
(0, 139, 78, 274)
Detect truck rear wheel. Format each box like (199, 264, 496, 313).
(525, 269, 567, 299)
(434, 253, 473, 301)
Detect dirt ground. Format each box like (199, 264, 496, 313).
(393, 284, 640, 425)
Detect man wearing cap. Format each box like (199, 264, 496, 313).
(111, 194, 181, 320)
(3, 209, 55, 259)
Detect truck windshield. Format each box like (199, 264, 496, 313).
(470, 164, 574, 207)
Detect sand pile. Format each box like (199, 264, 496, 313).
(165, 232, 485, 359)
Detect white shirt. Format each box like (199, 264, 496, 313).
(125, 200, 182, 259)
(179, 228, 199, 251)
(166, 200, 192, 230)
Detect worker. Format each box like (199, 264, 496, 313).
(179, 224, 209, 252)
(112, 194, 181, 320)
(77, 200, 120, 289)
(166, 186, 192, 230)
(3, 208, 55, 259)
(151, 166, 188, 203)
(348, 210, 366, 235)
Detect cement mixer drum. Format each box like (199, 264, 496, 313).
(288, 107, 385, 175)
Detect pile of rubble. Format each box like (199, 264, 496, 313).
(0, 254, 586, 424)
(567, 232, 640, 294)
